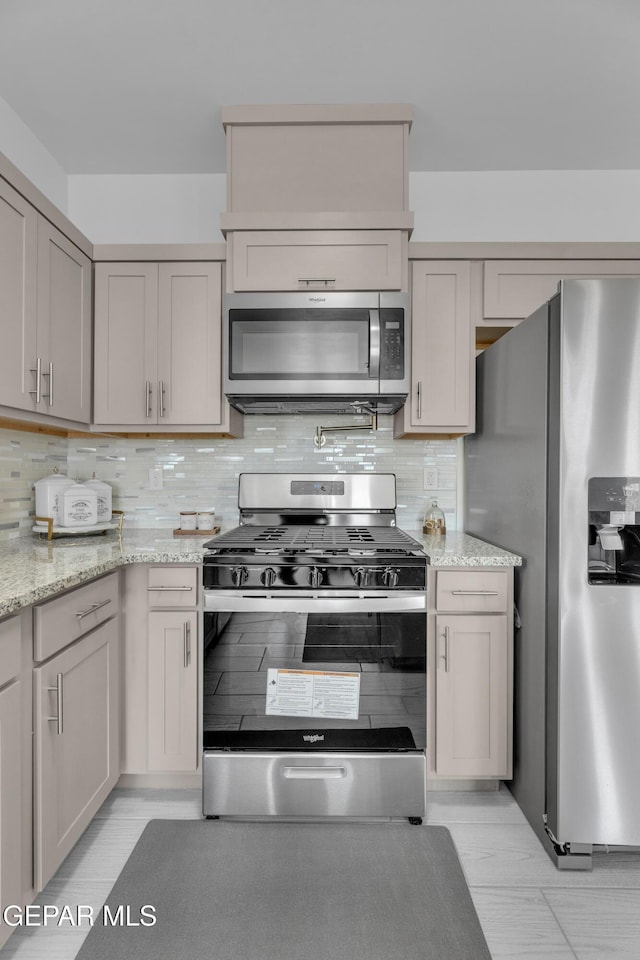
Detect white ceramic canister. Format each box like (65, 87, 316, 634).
(197, 510, 215, 529)
(60, 482, 98, 527)
(180, 511, 197, 530)
(34, 469, 74, 526)
(85, 473, 112, 523)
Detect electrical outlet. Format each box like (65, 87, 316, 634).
(149, 467, 163, 491)
(424, 467, 438, 490)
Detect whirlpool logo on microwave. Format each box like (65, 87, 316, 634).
(302, 734, 324, 743)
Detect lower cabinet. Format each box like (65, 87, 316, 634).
(0, 671, 22, 948)
(427, 566, 513, 781)
(147, 610, 198, 771)
(122, 564, 200, 778)
(33, 577, 120, 891)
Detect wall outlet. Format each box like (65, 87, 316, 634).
(424, 467, 439, 490)
(149, 467, 163, 491)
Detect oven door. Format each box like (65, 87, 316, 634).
(203, 591, 426, 753)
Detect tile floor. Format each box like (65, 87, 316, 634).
(2, 785, 640, 959)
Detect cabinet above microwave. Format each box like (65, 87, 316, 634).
(223, 291, 410, 415)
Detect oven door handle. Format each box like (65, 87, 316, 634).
(203, 592, 427, 613)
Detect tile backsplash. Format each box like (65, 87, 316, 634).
(0, 417, 459, 540)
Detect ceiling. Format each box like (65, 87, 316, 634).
(0, 0, 638, 175)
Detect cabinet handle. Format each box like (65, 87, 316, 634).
(41, 361, 54, 406)
(158, 380, 166, 418)
(145, 380, 153, 418)
(183, 620, 191, 668)
(297, 278, 336, 286)
(416, 381, 422, 419)
(47, 673, 64, 735)
(29, 357, 42, 404)
(451, 590, 500, 596)
(440, 626, 450, 672)
(147, 585, 193, 592)
(75, 598, 112, 620)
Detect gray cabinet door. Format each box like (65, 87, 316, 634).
(0, 179, 37, 411)
(147, 610, 198, 772)
(34, 617, 120, 890)
(0, 680, 22, 948)
(36, 220, 92, 423)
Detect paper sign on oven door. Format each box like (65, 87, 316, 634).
(265, 668, 361, 720)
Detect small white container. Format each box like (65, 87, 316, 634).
(180, 511, 197, 530)
(85, 473, 112, 523)
(197, 510, 215, 529)
(60, 483, 98, 527)
(34, 469, 74, 526)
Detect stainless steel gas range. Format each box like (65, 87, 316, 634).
(201, 473, 427, 822)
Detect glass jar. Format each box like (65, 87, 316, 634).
(422, 500, 446, 536)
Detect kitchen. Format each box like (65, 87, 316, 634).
(2, 1, 640, 958)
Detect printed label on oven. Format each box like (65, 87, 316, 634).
(265, 668, 360, 720)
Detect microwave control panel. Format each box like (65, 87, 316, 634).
(379, 310, 405, 379)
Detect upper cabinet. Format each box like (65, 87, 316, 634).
(483, 259, 640, 323)
(227, 229, 408, 292)
(221, 105, 414, 293)
(394, 260, 477, 437)
(0, 178, 91, 424)
(94, 261, 242, 435)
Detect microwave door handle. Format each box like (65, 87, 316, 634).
(369, 309, 381, 379)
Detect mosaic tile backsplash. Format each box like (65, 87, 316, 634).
(0, 417, 459, 540)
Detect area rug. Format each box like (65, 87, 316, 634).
(76, 819, 490, 960)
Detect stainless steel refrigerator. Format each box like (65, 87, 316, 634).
(465, 278, 640, 869)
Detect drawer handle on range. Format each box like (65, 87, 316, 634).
(283, 767, 347, 780)
(183, 620, 191, 668)
(46, 673, 64, 735)
(451, 590, 499, 596)
(75, 598, 112, 620)
(147, 585, 193, 592)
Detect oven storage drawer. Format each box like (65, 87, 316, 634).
(203, 751, 426, 819)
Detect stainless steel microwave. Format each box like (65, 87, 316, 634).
(223, 291, 410, 415)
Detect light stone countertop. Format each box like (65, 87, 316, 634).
(0, 527, 521, 618)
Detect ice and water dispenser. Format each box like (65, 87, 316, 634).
(588, 477, 640, 584)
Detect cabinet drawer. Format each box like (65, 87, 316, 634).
(435, 570, 508, 613)
(34, 572, 119, 662)
(0, 615, 21, 686)
(147, 566, 198, 607)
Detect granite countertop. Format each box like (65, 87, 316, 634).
(0, 527, 521, 618)
(407, 530, 522, 568)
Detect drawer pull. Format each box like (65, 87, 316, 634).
(75, 598, 112, 620)
(47, 673, 64, 735)
(451, 590, 500, 596)
(147, 585, 193, 592)
(29, 357, 42, 404)
(297, 278, 336, 286)
(183, 620, 191, 668)
(283, 766, 347, 780)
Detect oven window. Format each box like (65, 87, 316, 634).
(203, 611, 426, 751)
(228, 309, 371, 379)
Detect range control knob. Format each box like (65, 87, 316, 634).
(231, 565, 248, 587)
(261, 567, 277, 587)
(354, 566, 369, 588)
(383, 566, 399, 588)
(307, 566, 324, 588)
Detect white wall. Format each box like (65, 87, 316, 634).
(67, 174, 227, 243)
(62, 169, 640, 244)
(0, 95, 68, 212)
(409, 170, 640, 242)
